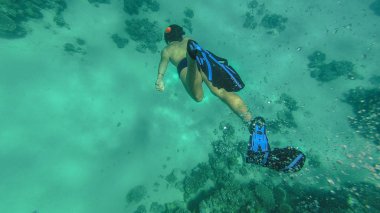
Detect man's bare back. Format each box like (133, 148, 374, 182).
(164, 37, 190, 67)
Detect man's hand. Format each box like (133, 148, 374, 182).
(155, 49, 169, 92)
(155, 79, 165, 92)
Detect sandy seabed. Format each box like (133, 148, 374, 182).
(0, 0, 379, 212)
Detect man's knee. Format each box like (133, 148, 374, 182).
(193, 94, 204, 102)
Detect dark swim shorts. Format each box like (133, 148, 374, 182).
(177, 58, 187, 75)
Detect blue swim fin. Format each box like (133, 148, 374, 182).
(187, 39, 245, 92)
(250, 119, 270, 153)
(247, 116, 270, 165)
(246, 117, 306, 172)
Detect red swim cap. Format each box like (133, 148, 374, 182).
(165, 27, 171, 33)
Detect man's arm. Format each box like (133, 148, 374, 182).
(157, 48, 170, 80)
(155, 49, 170, 91)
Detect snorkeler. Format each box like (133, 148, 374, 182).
(155, 25, 253, 124)
(155, 24, 305, 172)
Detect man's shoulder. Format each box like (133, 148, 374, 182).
(161, 47, 171, 58)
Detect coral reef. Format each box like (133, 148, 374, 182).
(183, 8, 194, 33)
(343, 87, 380, 145)
(76, 38, 86, 46)
(184, 8, 194, 19)
(344, 182, 380, 210)
(183, 18, 193, 34)
(307, 51, 326, 68)
(276, 93, 299, 112)
(247, 0, 259, 10)
(369, 75, 380, 86)
(164, 201, 190, 213)
(126, 185, 147, 204)
(255, 184, 275, 210)
(111, 33, 129, 48)
(285, 182, 350, 212)
(305, 151, 321, 168)
(0, 11, 26, 38)
(88, 0, 110, 5)
(211, 139, 240, 170)
(278, 203, 293, 213)
(266, 120, 282, 134)
(133, 204, 146, 213)
(243, 12, 258, 30)
(266, 108, 298, 134)
(125, 18, 162, 53)
(370, 0, 380, 16)
(183, 163, 212, 198)
(197, 181, 256, 212)
(243, 0, 261, 30)
(243, 1, 288, 34)
(149, 202, 165, 213)
(165, 170, 177, 184)
(64, 43, 86, 55)
(218, 121, 235, 141)
(53, 13, 67, 27)
(311, 60, 355, 82)
(123, 0, 160, 15)
(276, 110, 297, 129)
(307, 51, 360, 82)
(126, 120, 379, 212)
(260, 14, 288, 32)
(0, 0, 67, 38)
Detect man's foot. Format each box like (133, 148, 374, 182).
(248, 116, 266, 134)
(246, 116, 270, 165)
(249, 117, 269, 152)
(187, 39, 199, 59)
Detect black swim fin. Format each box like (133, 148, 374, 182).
(247, 146, 305, 172)
(246, 117, 306, 172)
(187, 39, 245, 92)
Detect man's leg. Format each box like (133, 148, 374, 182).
(201, 72, 253, 123)
(184, 52, 204, 102)
(220, 92, 253, 123)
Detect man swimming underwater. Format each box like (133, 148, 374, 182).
(155, 25, 253, 124)
(155, 24, 305, 172)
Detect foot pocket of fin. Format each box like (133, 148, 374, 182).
(186, 39, 199, 59)
(246, 117, 306, 172)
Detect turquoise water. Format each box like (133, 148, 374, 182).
(1, 0, 379, 212)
